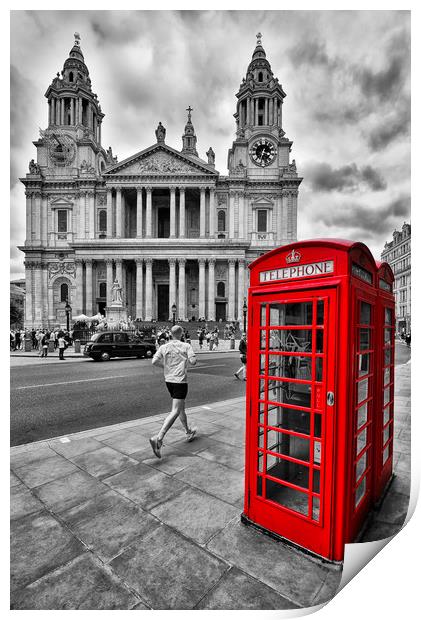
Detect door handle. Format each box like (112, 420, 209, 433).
(327, 391, 335, 406)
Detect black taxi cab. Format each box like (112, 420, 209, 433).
(83, 331, 156, 361)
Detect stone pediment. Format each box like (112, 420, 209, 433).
(105, 145, 216, 176)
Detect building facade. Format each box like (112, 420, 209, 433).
(20, 33, 302, 327)
(381, 222, 411, 334)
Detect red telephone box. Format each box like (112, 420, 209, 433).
(242, 239, 395, 562)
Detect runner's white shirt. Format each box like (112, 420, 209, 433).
(152, 340, 196, 383)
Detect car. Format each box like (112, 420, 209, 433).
(83, 331, 156, 361)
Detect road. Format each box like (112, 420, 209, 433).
(10, 353, 246, 447)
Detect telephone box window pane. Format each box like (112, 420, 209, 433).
(355, 477, 366, 507)
(359, 328, 371, 351)
(313, 469, 320, 493)
(267, 430, 310, 463)
(383, 425, 391, 446)
(267, 380, 311, 408)
(384, 367, 390, 386)
(358, 353, 370, 377)
(314, 414, 322, 438)
(384, 348, 391, 365)
(357, 403, 368, 429)
(258, 451, 264, 472)
(265, 479, 309, 516)
(260, 379, 265, 396)
(267, 404, 311, 436)
(356, 452, 367, 480)
(57, 209, 67, 233)
(268, 329, 312, 351)
(357, 378, 368, 404)
(260, 355, 266, 373)
(356, 428, 367, 456)
(269, 302, 312, 326)
(268, 355, 312, 381)
(266, 458, 310, 490)
(385, 308, 392, 324)
(383, 406, 390, 426)
(317, 300, 324, 325)
(384, 328, 392, 344)
(316, 358, 323, 382)
(316, 330, 324, 353)
(260, 330, 266, 349)
(260, 305, 266, 326)
(312, 497, 320, 521)
(360, 302, 372, 325)
(257, 475, 263, 496)
(382, 445, 390, 466)
(258, 427, 265, 448)
(383, 386, 390, 406)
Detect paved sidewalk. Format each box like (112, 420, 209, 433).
(10, 363, 410, 610)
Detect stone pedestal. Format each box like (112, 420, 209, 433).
(106, 305, 128, 326)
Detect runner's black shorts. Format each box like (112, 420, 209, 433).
(165, 382, 188, 399)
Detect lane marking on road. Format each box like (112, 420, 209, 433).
(13, 374, 140, 390)
(190, 364, 227, 370)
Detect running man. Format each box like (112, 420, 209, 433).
(149, 325, 197, 458)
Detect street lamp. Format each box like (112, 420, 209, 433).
(243, 298, 247, 334)
(171, 303, 177, 325)
(65, 298, 72, 332)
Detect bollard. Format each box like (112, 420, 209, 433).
(48, 338, 55, 353)
(24, 337, 32, 352)
(230, 337, 236, 350)
(74, 339, 81, 353)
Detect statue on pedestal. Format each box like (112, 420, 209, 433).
(111, 279, 123, 306)
(155, 122, 166, 144)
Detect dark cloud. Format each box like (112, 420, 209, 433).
(287, 39, 334, 69)
(315, 195, 410, 236)
(368, 101, 411, 151)
(304, 162, 387, 193)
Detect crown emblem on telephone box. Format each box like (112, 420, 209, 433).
(286, 249, 302, 264)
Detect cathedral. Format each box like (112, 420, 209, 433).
(20, 32, 301, 327)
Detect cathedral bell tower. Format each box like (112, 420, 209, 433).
(181, 106, 198, 157)
(36, 33, 108, 177)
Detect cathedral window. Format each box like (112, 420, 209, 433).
(258, 71, 263, 82)
(57, 209, 68, 233)
(217, 282, 225, 297)
(60, 283, 69, 302)
(99, 282, 107, 298)
(217, 210, 226, 231)
(69, 71, 74, 82)
(98, 209, 107, 232)
(257, 209, 268, 233)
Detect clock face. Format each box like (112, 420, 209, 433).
(249, 138, 277, 167)
(47, 132, 76, 166)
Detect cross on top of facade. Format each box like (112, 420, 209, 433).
(186, 106, 193, 122)
(256, 32, 262, 45)
(74, 32, 81, 46)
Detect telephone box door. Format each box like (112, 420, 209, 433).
(247, 287, 337, 559)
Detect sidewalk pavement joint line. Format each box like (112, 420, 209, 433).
(192, 564, 233, 609)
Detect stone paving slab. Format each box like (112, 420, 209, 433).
(67, 446, 138, 479)
(10, 484, 45, 521)
(32, 470, 110, 513)
(174, 458, 244, 506)
(109, 523, 229, 610)
(14, 455, 80, 489)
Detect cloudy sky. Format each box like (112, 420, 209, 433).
(10, 10, 410, 279)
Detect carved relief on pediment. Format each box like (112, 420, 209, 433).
(48, 261, 75, 279)
(137, 152, 198, 174)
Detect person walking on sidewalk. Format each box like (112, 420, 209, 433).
(234, 332, 247, 380)
(149, 325, 197, 459)
(41, 332, 49, 358)
(58, 334, 66, 360)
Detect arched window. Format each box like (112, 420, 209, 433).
(99, 210, 107, 231)
(60, 283, 69, 302)
(258, 71, 263, 82)
(99, 282, 107, 298)
(217, 282, 225, 297)
(69, 71, 74, 82)
(100, 160, 106, 172)
(217, 210, 226, 232)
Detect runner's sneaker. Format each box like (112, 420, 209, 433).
(149, 436, 162, 458)
(186, 428, 197, 442)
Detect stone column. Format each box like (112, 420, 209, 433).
(145, 187, 152, 238)
(238, 191, 245, 239)
(88, 192, 95, 239)
(170, 187, 176, 238)
(41, 265, 49, 325)
(254, 99, 259, 125)
(25, 192, 32, 244)
(209, 188, 215, 238)
(135, 258, 143, 319)
(74, 259, 84, 315)
(179, 187, 186, 238)
(78, 97, 83, 124)
(115, 188, 122, 238)
(136, 187, 143, 238)
(228, 259, 236, 321)
(106, 259, 114, 307)
(34, 192, 41, 243)
(78, 192, 86, 239)
(24, 262, 33, 326)
(168, 258, 177, 319)
(106, 188, 113, 238)
(85, 259, 93, 316)
(145, 258, 153, 321)
(121, 191, 126, 238)
(40, 195, 48, 245)
(264, 98, 268, 125)
(208, 258, 216, 321)
(246, 97, 251, 125)
(237, 259, 245, 322)
(228, 192, 235, 239)
(60, 99, 64, 125)
(198, 258, 206, 319)
(200, 188, 206, 238)
(33, 263, 42, 324)
(178, 258, 186, 321)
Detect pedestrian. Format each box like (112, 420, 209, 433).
(31, 328, 37, 349)
(149, 325, 197, 458)
(234, 332, 247, 380)
(41, 332, 49, 358)
(10, 331, 15, 351)
(205, 330, 211, 348)
(209, 331, 215, 351)
(58, 334, 67, 360)
(405, 332, 411, 347)
(36, 330, 44, 356)
(213, 328, 219, 350)
(198, 328, 204, 350)
(54, 329, 59, 349)
(15, 330, 21, 351)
